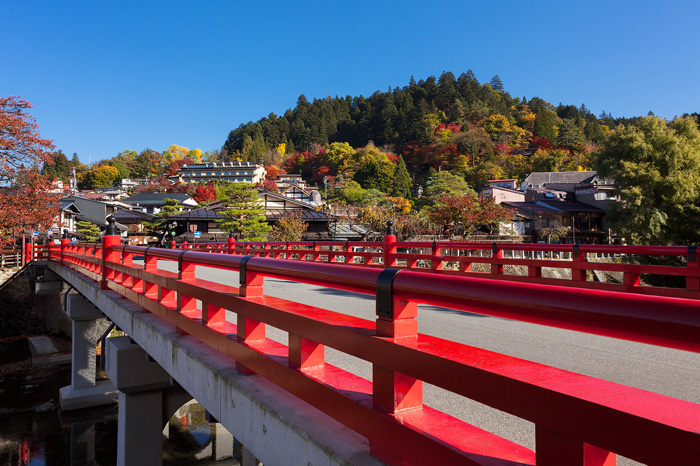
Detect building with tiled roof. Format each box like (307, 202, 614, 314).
(502, 188, 606, 243)
(164, 190, 331, 241)
(121, 192, 198, 215)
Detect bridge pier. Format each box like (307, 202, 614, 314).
(106, 336, 193, 466)
(59, 294, 118, 411)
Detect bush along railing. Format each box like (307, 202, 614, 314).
(166, 223, 700, 300)
(46, 219, 700, 465)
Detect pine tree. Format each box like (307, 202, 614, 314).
(392, 156, 412, 198)
(216, 183, 271, 241)
(75, 220, 101, 242)
(143, 198, 180, 233)
(533, 108, 556, 142)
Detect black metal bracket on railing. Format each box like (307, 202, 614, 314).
(688, 246, 697, 262)
(239, 255, 254, 286)
(177, 250, 189, 273)
(573, 244, 583, 260)
(142, 246, 152, 266)
(492, 242, 499, 256)
(98, 321, 116, 371)
(376, 268, 403, 318)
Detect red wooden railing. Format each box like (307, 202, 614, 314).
(168, 234, 700, 300)
(43, 235, 700, 465)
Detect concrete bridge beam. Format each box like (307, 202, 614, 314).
(59, 293, 118, 411)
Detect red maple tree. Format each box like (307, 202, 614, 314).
(0, 96, 59, 245)
(194, 182, 217, 203)
(428, 194, 513, 235)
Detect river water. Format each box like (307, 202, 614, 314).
(0, 362, 240, 465)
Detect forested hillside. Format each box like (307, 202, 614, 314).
(219, 70, 699, 187)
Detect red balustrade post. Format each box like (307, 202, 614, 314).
(373, 270, 422, 410)
(236, 256, 265, 375)
(289, 334, 324, 369)
(687, 246, 699, 291)
(143, 248, 159, 300)
(383, 221, 397, 268)
(101, 216, 121, 290)
(312, 241, 320, 262)
(175, 254, 196, 335)
(536, 425, 616, 466)
(227, 230, 236, 254)
(122, 248, 133, 288)
(431, 241, 443, 272)
(372, 269, 422, 463)
(25, 241, 33, 264)
(60, 231, 70, 266)
(491, 242, 504, 275)
(571, 244, 587, 281)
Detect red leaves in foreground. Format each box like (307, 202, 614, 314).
(0, 96, 59, 245)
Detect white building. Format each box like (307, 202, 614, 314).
(173, 162, 266, 184)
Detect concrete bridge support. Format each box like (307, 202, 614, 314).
(106, 336, 192, 466)
(59, 293, 118, 410)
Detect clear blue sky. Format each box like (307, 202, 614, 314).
(4, 1, 699, 164)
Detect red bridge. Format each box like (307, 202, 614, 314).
(29, 225, 700, 465)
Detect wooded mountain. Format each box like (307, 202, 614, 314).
(220, 70, 699, 184)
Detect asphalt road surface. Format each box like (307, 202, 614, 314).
(160, 261, 700, 465)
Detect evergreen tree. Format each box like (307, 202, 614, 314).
(42, 150, 72, 181)
(392, 156, 412, 198)
(556, 119, 587, 150)
(533, 108, 556, 142)
(75, 220, 101, 242)
(142, 198, 182, 241)
(216, 183, 271, 241)
(489, 75, 504, 92)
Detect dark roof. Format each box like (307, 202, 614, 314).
(168, 207, 223, 220)
(114, 209, 156, 222)
(166, 204, 329, 222)
(502, 202, 560, 215)
(59, 201, 81, 213)
(329, 222, 371, 239)
(537, 199, 604, 213)
(122, 193, 193, 205)
(524, 171, 598, 186)
(266, 208, 328, 221)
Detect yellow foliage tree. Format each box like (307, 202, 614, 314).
(163, 144, 202, 165)
(480, 114, 526, 146)
(386, 196, 412, 214)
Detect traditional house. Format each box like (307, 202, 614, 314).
(121, 192, 198, 215)
(165, 190, 331, 241)
(480, 179, 525, 204)
(113, 209, 156, 245)
(501, 189, 606, 243)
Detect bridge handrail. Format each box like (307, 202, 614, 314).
(48, 238, 700, 464)
(162, 236, 700, 300)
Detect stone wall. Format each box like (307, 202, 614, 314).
(0, 264, 72, 339)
